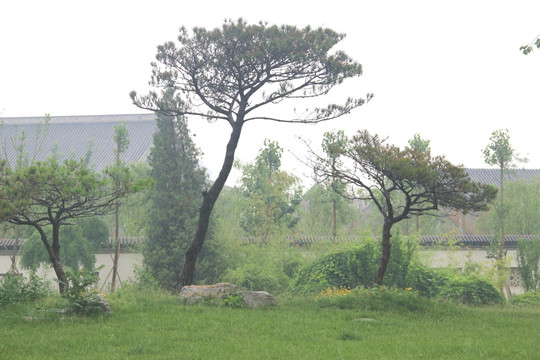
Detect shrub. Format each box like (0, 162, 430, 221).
(61, 266, 106, 315)
(437, 275, 504, 306)
(131, 264, 160, 291)
(516, 237, 540, 291)
(509, 291, 540, 308)
(293, 235, 416, 294)
(225, 260, 289, 294)
(293, 243, 377, 294)
(0, 272, 50, 306)
(316, 285, 436, 313)
(222, 237, 308, 295)
(406, 265, 449, 298)
(221, 293, 245, 308)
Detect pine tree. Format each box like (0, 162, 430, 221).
(143, 108, 207, 291)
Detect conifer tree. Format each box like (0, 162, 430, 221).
(144, 100, 207, 291)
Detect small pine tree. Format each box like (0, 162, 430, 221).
(143, 106, 207, 292)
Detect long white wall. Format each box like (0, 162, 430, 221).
(0, 253, 143, 293)
(1, 249, 526, 294)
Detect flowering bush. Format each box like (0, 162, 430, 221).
(316, 286, 352, 299)
(316, 285, 427, 312)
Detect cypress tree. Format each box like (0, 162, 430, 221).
(144, 109, 206, 291)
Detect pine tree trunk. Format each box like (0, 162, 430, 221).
(332, 198, 337, 240)
(180, 121, 243, 288)
(375, 220, 393, 285)
(38, 224, 68, 294)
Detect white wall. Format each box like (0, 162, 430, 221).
(1, 249, 526, 294)
(0, 253, 143, 293)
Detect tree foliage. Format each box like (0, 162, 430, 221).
(308, 130, 497, 284)
(297, 184, 356, 237)
(520, 35, 540, 55)
(477, 179, 540, 235)
(143, 106, 208, 291)
(131, 19, 369, 286)
(77, 216, 109, 251)
(293, 233, 416, 293)
(238, 139, 302, 241)
(482, 129, 522, 261)
(516, 237, 540, 292)
(483, 129, 514, 171)
(21, 225, 95, 271)
(0, 158, 135, 293)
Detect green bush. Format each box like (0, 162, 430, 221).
(516, 237, 540, 291)
(293, 235, 416, 294)
(61, 266, 106, 315)
(0, 272, 51, 306)
(225, 260, 289, 294)
(406, 265, 449, 298)
(509, 291, 540, 307)
(437, 275, 504, 306)
(315, 285, 446, 313)
(220, 293, 245, 308)
(222, 237, 309, 295)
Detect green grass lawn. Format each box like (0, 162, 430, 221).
(1, 289, 538, 360)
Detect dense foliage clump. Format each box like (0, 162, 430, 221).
(292, 234, 416, 294)
(0, 272, 51, 306)
(509, 291, 540, 307)
(437, 275, 504, 306)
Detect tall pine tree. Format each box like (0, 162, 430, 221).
(144, 107, 207, 291)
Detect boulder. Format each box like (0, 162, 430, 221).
(239, 291, 277, 308)
(97, 293, 112, 313)
(179, 283, 238, 304)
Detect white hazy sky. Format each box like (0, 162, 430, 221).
(1, 0, 539, 185)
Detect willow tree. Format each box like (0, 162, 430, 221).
(308, 130, 497, 284)
(131, 19, 370, 286)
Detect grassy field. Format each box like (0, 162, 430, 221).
(1, 289, 538, 360)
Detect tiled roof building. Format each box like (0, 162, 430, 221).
(0, 113, 156, 170)
(466, 168, 540, 187)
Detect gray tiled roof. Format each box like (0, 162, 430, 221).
(284, 235, 536, 249)
(0, 237, 141, 255)
(466, 168, 540, 187)
(0, 114, 156, 171)
(419, 234, 537, 249)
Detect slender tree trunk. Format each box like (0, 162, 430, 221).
(499, 167, 506, 259)
(332, 198, 337, 240)
(111, 140, 122, 293)
(375, 219, 393, 285)
(180, 121, 243, 288)
(111, 201, 121, 293)
(38, 224, 68, 293)
(331, 160, 337, 241)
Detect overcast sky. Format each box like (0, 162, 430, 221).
(1, 0, 539, 185)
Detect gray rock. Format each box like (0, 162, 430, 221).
(179, 283, 238, 304)
(97, 293, 112, 313)
(239, 291, 277, 308)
